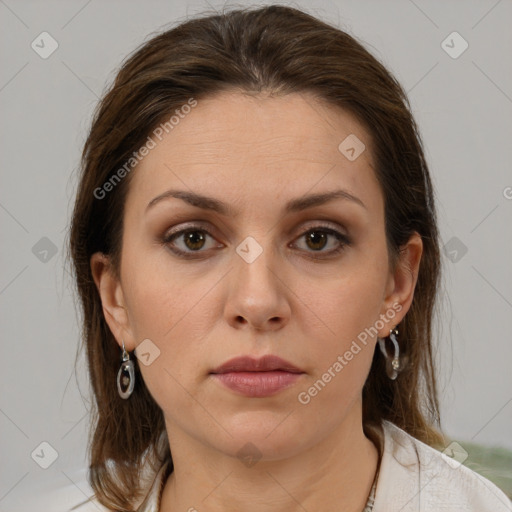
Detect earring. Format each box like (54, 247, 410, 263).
(378, 327, 402, 380)
(117, 339, 135, 399)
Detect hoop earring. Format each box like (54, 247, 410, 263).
(117, 339, 135, 399)
(378, 328, 402, 380)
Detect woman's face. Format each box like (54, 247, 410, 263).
(94, 90, 420, 460)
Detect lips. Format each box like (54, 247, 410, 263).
(210, 354, 303, 374)
(210, 355, 304, 398)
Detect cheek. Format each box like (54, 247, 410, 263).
(297, 259, 387, 344)
(122, 245, 210, 338)
(309, 285, 380, 377)
(124, 269, 220, 413)
(293, 279, 383, 423)
(121, 249, 225, 389)
(294, 252, 387, 393)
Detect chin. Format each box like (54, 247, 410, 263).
(209, 412, 312, 460)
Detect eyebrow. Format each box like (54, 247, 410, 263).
(145, 188, 367, 215)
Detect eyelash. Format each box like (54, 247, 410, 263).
(162, 223, 351, 259)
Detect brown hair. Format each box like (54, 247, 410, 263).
(67, 4, 447, 510)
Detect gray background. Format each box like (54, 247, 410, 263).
(1, 0, 511, 510)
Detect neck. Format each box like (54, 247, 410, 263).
(159, 404, 380, 512)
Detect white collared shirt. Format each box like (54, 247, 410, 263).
(373, 420, 512, 510)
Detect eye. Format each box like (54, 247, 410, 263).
(162, 223, 351, 259)
(293, 225, 351, 257)
(163, 226, 220, 256)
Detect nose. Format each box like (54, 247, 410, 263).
(224, 238, 291, 332)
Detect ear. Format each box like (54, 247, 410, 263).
(90, 252, 136, 351)
(378, 232, 423, 338)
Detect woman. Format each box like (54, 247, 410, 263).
(67, 5, 512, 511)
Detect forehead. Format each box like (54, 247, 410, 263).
(125, 90, 381, 216)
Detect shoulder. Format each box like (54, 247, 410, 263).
(17, 466, 114, 512)
(373, 420, 512, 511)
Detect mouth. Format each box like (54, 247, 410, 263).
(210, 355, 305, 397)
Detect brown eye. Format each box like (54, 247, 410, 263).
(305, 231, 329, 251)
(182, 230, 207, 251)
(294, 227, 351, 257)
(163, 227, 219, 256)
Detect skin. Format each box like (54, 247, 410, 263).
(91, 90, 422, 512)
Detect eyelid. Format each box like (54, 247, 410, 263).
(298, 219, 348, 234)
(163, 218, 348, 238)
(163, 220, 215, 237)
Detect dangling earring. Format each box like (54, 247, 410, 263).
(378, 327, 402, 380)
(117, 339, 135, 399)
